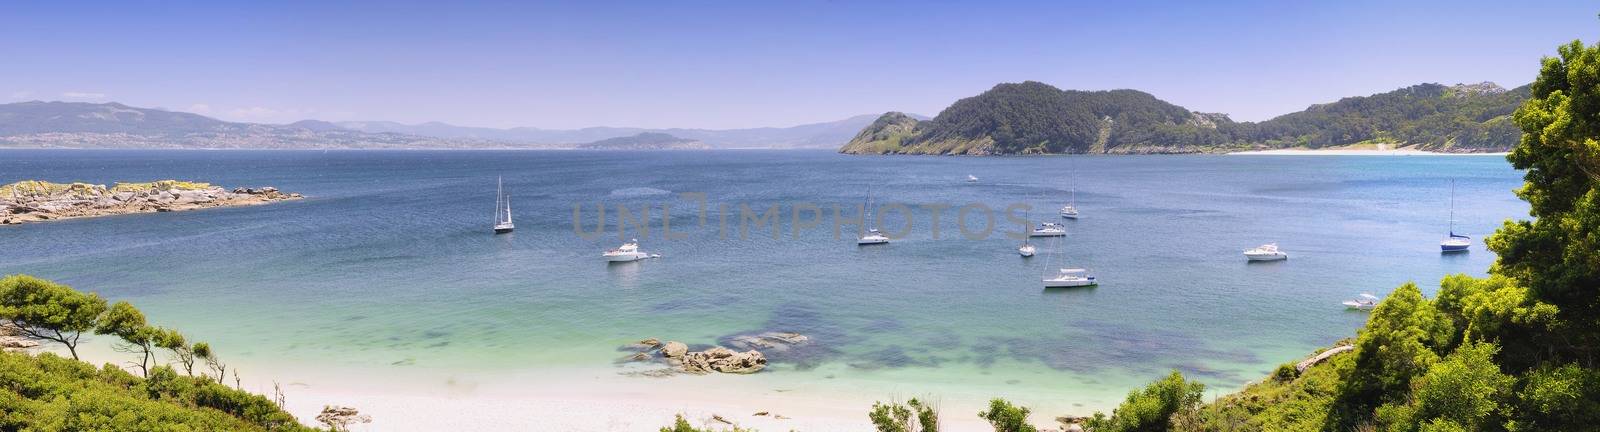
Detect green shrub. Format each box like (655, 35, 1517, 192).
(977, 398, 1036, 432)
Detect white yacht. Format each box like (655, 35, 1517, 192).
(1029, 222, 1066, 237)
(1040, 236, 1097, 288)
(492, 176, 514, 234)
(1018, 237, 1036, 257)
(1243, 243, 1287, 261)
(1343, 293, 1379, 310)
(1060, 188, 1079, 219)
(858, 186, 889, 245)
(603, 239, 652, 262)
(967, 175, 979, 183)
(1044, 268, 1097, 288)
(1441, 180, 1471, 253)
(859, 229, 890, 245)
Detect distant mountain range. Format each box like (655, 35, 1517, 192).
(338, 114, 907, 149)
(0, 101, 900, 150)
(840, 81, 1529, 155)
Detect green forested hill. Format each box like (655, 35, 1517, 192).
(840, 81, 1529, 155)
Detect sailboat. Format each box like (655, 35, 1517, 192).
(1018, 210, 1036, 257)
(1041, 236, 1097, 288)
(1441, 180, 1470, 253)
(1060, 188, 1079, 219)
(858, 186, 889, 245)
(493, 176, 514, 234)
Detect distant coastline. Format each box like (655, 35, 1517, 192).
(1228, 147, 1510, 156)
(0, 180, 300, 225)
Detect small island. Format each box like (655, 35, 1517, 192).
(0, 180, 301, 225)
(577, 132, 711, 150)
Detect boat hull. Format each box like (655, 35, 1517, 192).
(494, 227, 514, 234)
(858, 237, 889, 245)
(605, 254, 648, 262)
(1028, 231, 1066, 237)
(1440, 242, 1470, 253)
(1245, 253, 1287, 261)
(1043, 279, 1096, 288)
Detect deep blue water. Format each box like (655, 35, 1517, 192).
(0, 149, 1527, 406)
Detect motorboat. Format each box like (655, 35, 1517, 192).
(1043, 268, 1097, 288)
(967, 175, 979, 183)
(1029, 222, 1066, 237)
(604, 240, 652, 262)
(1343, 293, 1379, 310)
(1244, 243, 1288, 261)
(858, 229, 890, 245)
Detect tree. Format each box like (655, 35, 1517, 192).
(95, 300, 159, 377)
(977, 398, 1037, 432)
(870, 398, 940, 432)
(154, 327, 200, 376)
(1495, 38, 1600, 367)
(1085, 370, 1205, 432)
(0, 274, 108, 360)
(1375, 342, 1513, 431)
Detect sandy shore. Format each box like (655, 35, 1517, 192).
(270, 365, 1004, 431)
(1228, 148, 1508, 156)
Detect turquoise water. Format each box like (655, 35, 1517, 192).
(0, 150, 1525, 408)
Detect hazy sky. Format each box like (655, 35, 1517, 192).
(4, 1, 1595, 129)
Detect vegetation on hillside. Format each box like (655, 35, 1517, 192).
(0, 275, 317, 431)
(840, 80, 1529, 155)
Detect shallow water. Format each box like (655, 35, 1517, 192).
(0, 149, 1524, 411)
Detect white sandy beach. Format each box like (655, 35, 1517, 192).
(271, 365, 1004, 431)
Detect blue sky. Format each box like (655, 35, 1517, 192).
(3, 1, 1595, 128)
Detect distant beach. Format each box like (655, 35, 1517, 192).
(1228, 144, 1509, 156)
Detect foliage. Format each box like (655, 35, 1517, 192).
(0, 351, 312, 431)
(1374, 342, 1513, 432)
(1178, 345, 1356, 432)
(1495, 38, 1600, 366)
(0, 274, 108, 360)
(869, 398, 939, 432)
(840, 81, 1529, 155)
(1084, 370, 1204, 432)
(977, 398, 1037, 432)
(657, 414, 755, 432)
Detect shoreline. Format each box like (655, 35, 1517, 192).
(0, 180, 301, 225)
(1227, 148, 1509, 156)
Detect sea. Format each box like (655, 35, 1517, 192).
(0, 149, 1527, 417)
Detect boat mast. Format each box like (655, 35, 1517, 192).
(496, 176, 503, 225)
(864, 186, 874, 231)
(1449, 179, 1456, 235)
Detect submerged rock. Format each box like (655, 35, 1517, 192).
(681, 346, 767, 374)
(661, 341, 688, 359)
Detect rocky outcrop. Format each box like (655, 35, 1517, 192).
(661, 341, 688, 359)
(680, 346, 767, 374)
(0, 322, 40, 351)
(315, 405, 372, 430)
(0, 180, 301, 225)
(1296, 344, 1354, 373)
(621, 336, 781, 376)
